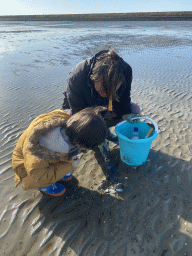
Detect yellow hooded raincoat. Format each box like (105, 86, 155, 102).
(12, 110, 75, 190)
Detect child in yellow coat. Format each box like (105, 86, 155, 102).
(12, 107, 107, 196)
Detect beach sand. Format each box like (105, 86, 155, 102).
(0, 23, 192, 255)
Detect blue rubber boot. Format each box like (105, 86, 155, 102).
(38, 183, 66, 196)
(60, 173, 72, 181)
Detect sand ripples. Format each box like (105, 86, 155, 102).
(0, 145, 192, 255)
(1, 71, 192, 255)
(1, 21, 192, 255)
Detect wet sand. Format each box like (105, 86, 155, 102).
(0, 21, 192, 256)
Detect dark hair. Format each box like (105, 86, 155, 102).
(65, 107, 108, 149)
(90, 49, 126, 101)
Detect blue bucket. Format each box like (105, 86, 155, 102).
(115, 117, 159, 166)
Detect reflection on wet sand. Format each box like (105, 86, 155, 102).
(0, 21, 192, 255)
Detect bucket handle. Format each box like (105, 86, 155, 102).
(131, 116, 159, 134)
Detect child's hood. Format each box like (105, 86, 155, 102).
(39, 127, 74, 154)
(25, 110, 70, 161)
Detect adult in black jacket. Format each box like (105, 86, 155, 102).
(62, 49, 140, 123)
(62, 49, 140, 183)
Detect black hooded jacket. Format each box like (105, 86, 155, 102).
(62, 50, 132, 118)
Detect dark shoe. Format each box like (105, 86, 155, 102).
(107, 130, 119, 143)
(104, 161, 119, 183)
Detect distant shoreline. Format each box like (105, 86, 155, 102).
(0, 11, 192, 21)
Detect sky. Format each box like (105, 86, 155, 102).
(1, 0, 192, 16)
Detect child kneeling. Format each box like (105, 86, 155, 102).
(12, 107, 107, 196)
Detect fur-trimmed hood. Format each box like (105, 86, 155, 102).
(22, 109, 70, 161)
(26, 110, 72, 161)
(27, 116, 69, 161)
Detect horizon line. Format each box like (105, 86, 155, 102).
(1, 11, 192, 21)
(1, 11, 192, 16)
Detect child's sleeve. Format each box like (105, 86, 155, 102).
(24, 153, 72, 186)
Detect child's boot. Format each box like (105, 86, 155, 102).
(60, 173, 72, 181)
(38, 183, 66, 196)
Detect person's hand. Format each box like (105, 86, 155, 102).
(122, 113, 142, 123)
(103, 111, 117, 120)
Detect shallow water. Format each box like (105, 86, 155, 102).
(0, 21, 192, 256)
(0, 21, 191, 122)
